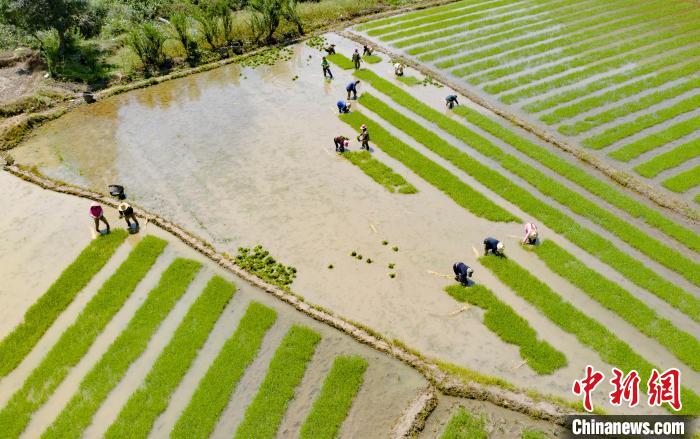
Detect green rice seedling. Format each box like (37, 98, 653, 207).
(635, 138, 700, 177)
(357, 254, 363, 260)
(522, 430, 550, 439)
(366, 258, 373, 263)
(525, 46, 700, 113)
(326, 53, 354, 70)
(0, 229, 127, 378)
(662, 164, 700, 193)
(104, 276, 236, 439)
(583, 96, 700, 150)
(42, 258, 202, 439)
(451, 104, 700, 253)
(392, 246, 399, 252)
(445, 284, 566, 374)
(343, 150, 417, 194)
(352, 73, 700, 317)
(500, 32, 700, 104)
(559, 78, 700, 135)
(397, 75, 423, 86)
(389, 273, 396, 278)
(300, 355, 367, 439)
(234, 325, 321, 439)
(328, 264, 334, 269)
(382, 240, 388, 245)
(440, 407, 487, 439)
(356, 0, 476, 31)
(608, 116, 700, 161)
(0, 236, 167, 438)
(534, 240, 700, 372)
(339, 111, 517, 222)
(351, 250, 357, 256)
(479, 256, 700, 415)
(362, 55, 382, 64)
(234, 245, 296, 288)
(170, 302, 276, 439)
(388, 263, 395, 269)
(541, 61, 700, 124)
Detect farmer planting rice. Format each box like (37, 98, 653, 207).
(446, 94, 460, 109)
(333, 135, 349, 152)
(346, 80, 361, 100)
(324, 44, 336, 55)
(89, 203, 110, 235)
(337, 100, 350, 113)
(358, 124, 370, 150)
(118, 202, 140, 232)
(352, 49, 362, 69)
(453, 262, 474, 285)
(321, 57, 333, 79)
(522, 222, 538, 245)
(483, 237, 505, 256)
(363, 45, 373, 56)
(394, 63, 405, 76)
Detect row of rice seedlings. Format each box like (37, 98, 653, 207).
(440, 407, 487, 439)
(104, 276, 236, 439)
(662, 164, 700, 194)
(366, 0, 515, 37)
(607, 116, 700, 162)
(634, 138, 700, 178)
(524, 46, 700, 113)
(483, 16, 700, 94)
(356, 0, 480, 31)
(0, 236, 167, 439)
(299, 355, 368, 439)
(541, 61, 700, 124)
(339, 111, 518, 222)
(479, 255, 700, 415)
(584, 95, 700, 150)
(326, 53, 354, 70)
(413, 0, 608, 60)
(450, 104, 700, 254)
(170, 302, 277, 439)
(233, 325, 321, 439)
(445, 284, 567, 374)
(442, 0, 671, 72)
(354, 72, 700, 311)
(500, 31, 700, 104)
(534, 240, 700, 372)
(343, 150, 417, 194)
(560, 78, 700, 136)
(0, 229, 127, 379)
(42, 258, 202, 439)
(362, 55, 382, 64)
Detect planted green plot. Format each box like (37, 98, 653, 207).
(534, 240, 700, 373)
(0, 235, 167, 439)
(343, 150, 417, 194)
(0, 229, 127, 379)
(362, 55, 382, 64)
(234, 325, 321, 439)
(42, 258, 202, 439)
(634, 138, 700, 178)
(327, 53, 354, 70)
(445, 284, 566, 374)
(479, 255, 700, 415)
(397, 75, 423, 86)
(105, 276, 236, 439)
(608, 116, 700, 161)
(339, 111, 518, 222)
(440, 407, 487, 439)
(171, 302, 277, 439)
(300, 355, 368, 439)
(662, 165, 700, 193)
(356, 0, 476, 31)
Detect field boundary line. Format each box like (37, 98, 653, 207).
(390, 386, 439, 438)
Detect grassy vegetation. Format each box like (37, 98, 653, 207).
(234, 245, 296, 288)
(327, 53, 355, 70)
(362, 54, 382, 64)
(445, 284, 566, 374)
(440, 407, 487, 439)
(0, 229, 127, 379)
(42, 258, 202, 439)
(541, 61, 700, 124)
(534, 240, 700, 372)
(234, 325, 321, 439)
(479, 255, 700, 415)
(343, 150, 417, 193)
(634, 138, 700, 178)
(452, 104, 700, 254)
(608, 116, 700, 161)
(397, 75, 423, 86)
(0, 235, 167, 439)
(171, 302, 277, 439)
(522, 430, 550, 439)
(300, 355, 368, 439)
(340, 110, 518, 222)
(354, 72, 700, 302)
(584, 94, 700, 150)
(662, 165, 700, 193)
(524, 46, 700, 113)
(104, 275, 236, 439)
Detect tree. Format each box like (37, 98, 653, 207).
(127, 22, 166, 73)
(247, 0, 302, 43)
(0, 0, 89, 55)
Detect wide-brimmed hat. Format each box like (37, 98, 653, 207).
(89, 203, 103, 219)
(496, 242, 505, 252)
(118, 202, 130, 212)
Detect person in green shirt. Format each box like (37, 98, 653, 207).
(322, 57, 333, 79)
(352, 49, 361, 69)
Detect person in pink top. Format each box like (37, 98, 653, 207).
(89, 203, 110, 234)
(523, 222, 538, 245)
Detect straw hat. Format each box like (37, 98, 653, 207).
(496, 242, 504, 252)
(118, 202, 131, 212)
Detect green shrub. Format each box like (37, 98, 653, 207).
(440, 407, 487, 439)
(634, 138, 700, 177)
(445, 284, 567, 374)
(343, 150, 417, 193)
(105, 276, 236, 438)
(43, 258, 202, 439)
(608, 116, 700, 161)
(662, 164, 700, 193)
(127, 22, 168, 72)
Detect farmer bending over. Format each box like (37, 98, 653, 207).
(446, 94, 459, 109)
(324, 44, 336, 55)
(522, 222, 538, 245)
(363, 45, 373, 56)
(119, 202, 140, 232)
(352, 49, 362, 69)
(322, 57, 333, 79)
(334, 135, 349, 152)
(483, 237, 505, 256)
(453, 262, 474, 286)
(89, 203, 110, 235)
(358, 124, 370, 150)
(337, 100, 351, 113)
(394, 63, 405, 76)
(347, 80, 360, 100)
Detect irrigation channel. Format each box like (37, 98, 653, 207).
(1, 25, 699, 437)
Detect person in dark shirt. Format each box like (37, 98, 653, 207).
(352, 49, 361, 69)
(118, 202, 139, 231)
(446, 94, 459, 109)
(346, 80, 360, 100)
(453, 262, 474, 285)
(483, 237, 505, 256)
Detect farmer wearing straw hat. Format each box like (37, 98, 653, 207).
(118, 202, 139, 232)
(483, 237, 505, 256)
(453, 262, 474, 286)
(334, 135, 349, 153)
(358, 124, 370, 150)
(522, 222, 538, 245)
(89, 203, 110, 234)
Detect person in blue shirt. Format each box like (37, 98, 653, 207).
(446, 94, 459, 109)
(346, 80, 360, 100)
(483, 237, 505, 256)
(453, 262, 474, 285)
(337, 100, 351, 114)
